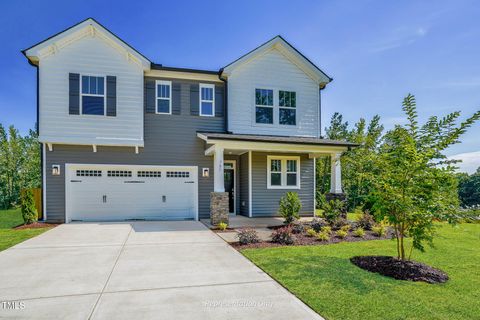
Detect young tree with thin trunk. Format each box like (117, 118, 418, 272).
(374, 94, 480, 260)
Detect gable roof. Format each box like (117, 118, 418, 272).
(22, 18, 151, 70)
(220, 35, 332, 87)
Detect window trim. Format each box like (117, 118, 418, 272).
(255, 88, 274, 125)
(199, 83, 215, 117)
(80, 74, 106, 116)
(155, 80, 172, 115)
(267, 156, 300, 189)
(279, 90, 296, 126)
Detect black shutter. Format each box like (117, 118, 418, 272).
(172, 82, 181, 115)
(106, 76, 117, 116)
(69, 73, 80, 115)
(190, 84, 199, 116)
(145, 79, 155, 113)
(215, 85, 224, 117)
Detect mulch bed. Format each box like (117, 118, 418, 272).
(211, 228, 237, 233)
(14, 222, 59, 230)
(350, 255, 449, 283)
(232, 229, 394, 250)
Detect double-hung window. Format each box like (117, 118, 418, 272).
(255, 89, 274, 124)
(156, 80, 172, 114)
(267, 156, 300, 189)
(200, 84, 215, 116)
(81, 75, 105, 115)
(279, 90, 296, 125)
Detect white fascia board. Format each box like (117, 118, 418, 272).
(145, 70, 222, 82)
(203, 139, 348, 155)
(25, 19, 150, 70)
(38, 135, 144, 147)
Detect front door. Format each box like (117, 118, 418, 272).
(224, 161, 235, 214)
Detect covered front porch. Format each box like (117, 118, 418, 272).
(197, 132, 357, 225)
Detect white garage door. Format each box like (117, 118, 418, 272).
(65, 164, 198, 222)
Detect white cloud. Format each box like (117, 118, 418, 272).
(370, 26, 428, 53)
(448, 151, 480, 174)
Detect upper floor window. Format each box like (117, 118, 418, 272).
(156, 80, 172, 114)
(255, 89, 273, 124)
(267, 156, 300, 189)
(279, 90, 296, 125)
(200, 84, 215, 116)
(81, 75, 105, 115)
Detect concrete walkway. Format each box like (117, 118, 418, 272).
(0, 221, 322, 320)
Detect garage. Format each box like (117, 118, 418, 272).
(65, 164, 198, 222)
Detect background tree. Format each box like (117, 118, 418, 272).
(373, 94, 480, 260)
(0, 124, 40, 209)
(457, 168, 480, 207)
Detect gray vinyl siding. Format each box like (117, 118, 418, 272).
(251, 152, 314, 217)
(239, 152, 249, 216)
(45, 77, 225, 223)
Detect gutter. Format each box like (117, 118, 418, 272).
(218, 70, 229, 133)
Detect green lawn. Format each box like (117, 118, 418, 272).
(243, 223, 480, 320)
(0, 208, 52, 251)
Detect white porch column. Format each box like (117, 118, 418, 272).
(330, 153, 343, 193)
(213, 146, 225, 192)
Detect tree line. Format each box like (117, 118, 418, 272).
(0, 124, 40, 209)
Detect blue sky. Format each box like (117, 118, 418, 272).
(1, 0, 479, 172)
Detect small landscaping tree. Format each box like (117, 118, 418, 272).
(278, 192, 302, 224)
(21, 189, 38, 224)
(373, 94, 480, 260)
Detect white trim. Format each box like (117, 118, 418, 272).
(65, 164, 199, 223)
(79, 74, 107, 116)
(224, 160, 236, 215)
(248, 151, 252, 217)
(155, 80, 172, 115)
(145, 69, 222, 82)
(42, 143, 47, 222)
(267, 155, 301, 189)
(92, 145, 97, 153)
(199, 83, 215, 117)
(198, 136, 348, 155)
(39, 135, 144, 148)
(47, 143, 53, 151)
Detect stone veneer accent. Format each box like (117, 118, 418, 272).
(210, 192, 229, 226)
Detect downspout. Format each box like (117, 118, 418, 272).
(218, 69, 229, 133)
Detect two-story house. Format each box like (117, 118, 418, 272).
(22, 18, 356, 224)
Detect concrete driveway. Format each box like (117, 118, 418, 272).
(0, 221, 322, 320)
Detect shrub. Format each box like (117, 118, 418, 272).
(322, 199, 345, 224)
(353, 227, 365, 238)
(21, 189, 38, 225)
(316, 231, 330, 242)
(340, 224, 351, 232)
(336, 229, 348, 239)
(271, 226, 295, 245)
(310, 217, 327, 232)
(306, 228, 317, 237)
(320, 226, 332, 234)
(372, 224, 387, 237)
(356, 211, 376, 230)
(331, 218, 349, 230)
(237, 228, 260, 245)
(217, 222, 228, 231)
(278, 192, 302, 224)
(291, 221, 306, 234)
